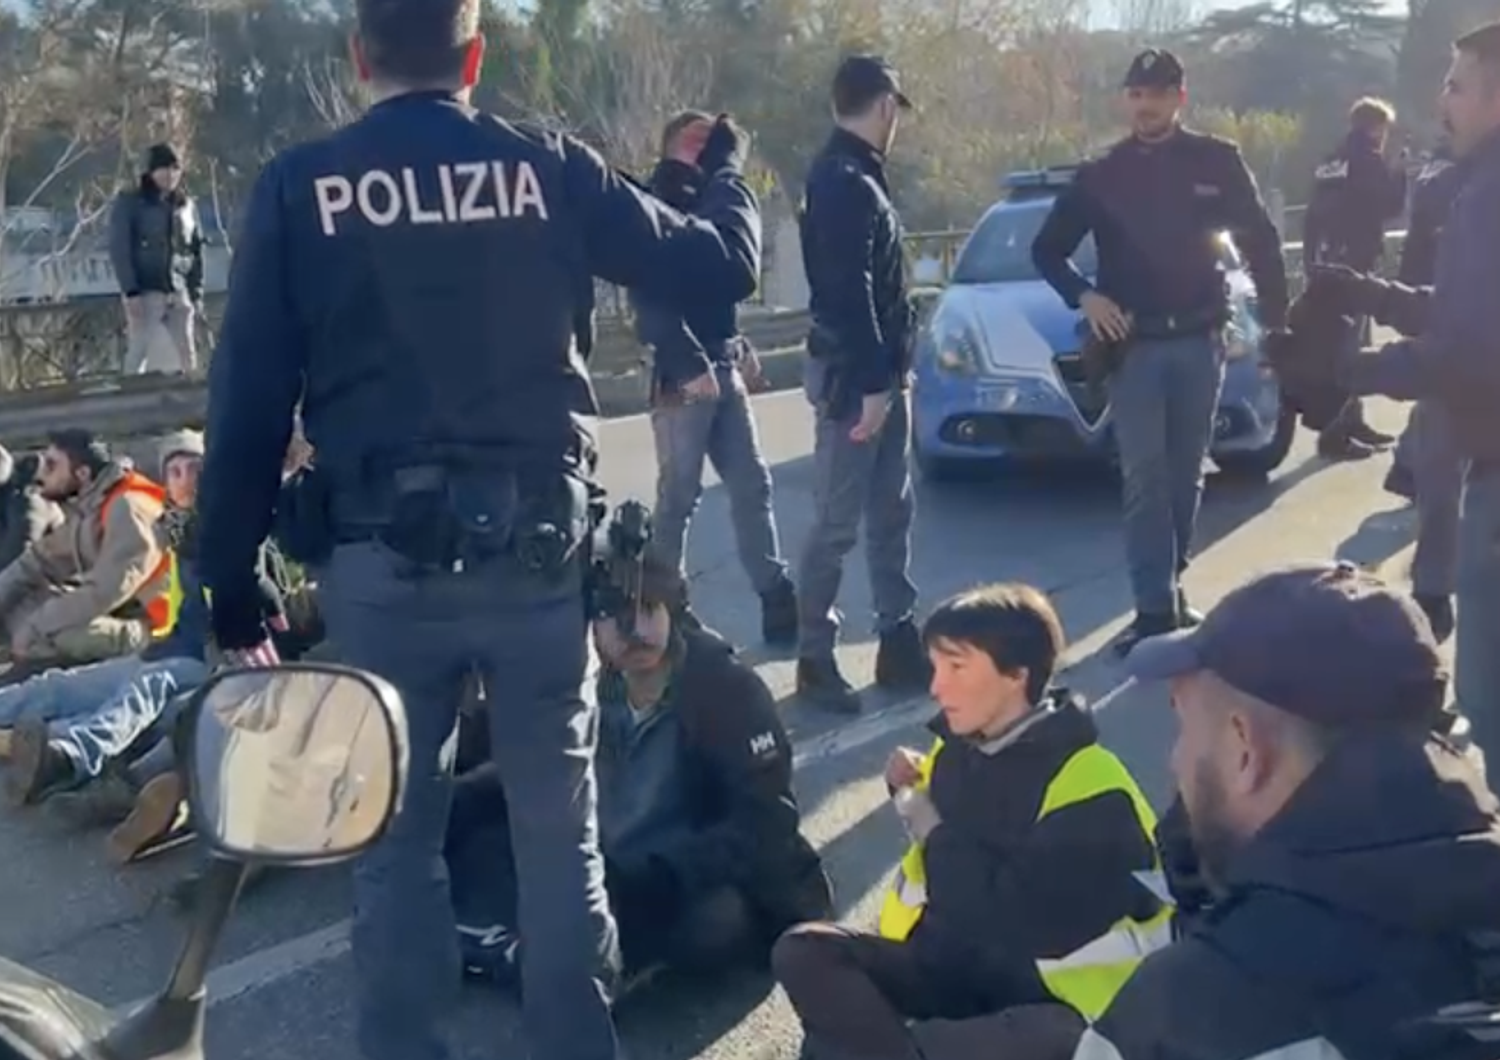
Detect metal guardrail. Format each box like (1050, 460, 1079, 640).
(0, 228, 1408, 447)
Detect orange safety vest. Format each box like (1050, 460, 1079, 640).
(99, 472, 174, 635)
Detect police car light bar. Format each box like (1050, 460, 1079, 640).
(1002, 166, 1079, 190)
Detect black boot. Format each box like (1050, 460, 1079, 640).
(1348, 419, 1396, 449)
(760, 578, 799, 648)
(1176, 588, 1204, 629)
(796, 656, 861, 714)
(874, 620, 933, 694)
(1113, 612, 1179, 658)
(1383, 460, 1416, 501)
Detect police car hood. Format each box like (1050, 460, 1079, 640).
(1225, 736, 1500, 936)
(931, 280, 1080, 373)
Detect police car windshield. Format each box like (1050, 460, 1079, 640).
(950, 199, 1098, 285)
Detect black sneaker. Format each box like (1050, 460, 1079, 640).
(760, 579, 799, 648)
(796, 656, 861, 714)
(1349, 421, 1397, 449)
(1113, 613, 1178, 658)
(875, 621, 933, 694)
(1415, 593, 1455, 644)
(1176, 590, 1204, 629)
(5, 718, 76, 807)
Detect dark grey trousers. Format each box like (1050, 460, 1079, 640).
(319, 541, 619, 1060)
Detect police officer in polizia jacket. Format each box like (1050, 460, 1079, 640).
(1285, 20, 1500, 791)
(1030, 48, 1289, 657)
(796, 55, 932, 715)
(1302, 97, 1408, 461)
(1079, 562, 1500, 1060)
(191, 0, 761, 1057)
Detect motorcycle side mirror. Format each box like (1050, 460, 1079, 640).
(102, 663, 408, 1060)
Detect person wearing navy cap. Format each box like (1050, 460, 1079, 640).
(1031, 48, 1289, 659)
(796, 53, 931, 714)
(1068, 562, 1500, 1060)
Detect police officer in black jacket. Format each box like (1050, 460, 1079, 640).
(191, 1, 761, 1058)
(1303, 97, 1408, 459)
(1031, 48, 1289, 656)
(795, 55, 932, 714)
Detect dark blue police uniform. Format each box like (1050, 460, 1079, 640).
(194, 90, 760, 1060)
(1031, 50, 1287, 651)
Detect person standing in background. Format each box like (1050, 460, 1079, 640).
(796, 55, 932, 715)
(108, 143, 205, 376)
(1301, 98, 1407, 460)
(1031, 49, 1289, 657)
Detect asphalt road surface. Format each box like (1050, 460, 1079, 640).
(0, 383, 1433, 1060)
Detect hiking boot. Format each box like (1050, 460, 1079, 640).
(5, 719, 77, 807)
(874, 621, 933, 694)
(47, 771, 141, 829)
(459, 924, 524, 994)
(1176, 589, 1204, 629)
(796, 656, 861, 714)
(1349, 421, 1396, 449)
(1113, 613, 1178, 658)
(1383, 460, 1416, 502)
(760, 579, 799, 648)
(1415, 593, 1455, 645)
(108, 773, 190, 865)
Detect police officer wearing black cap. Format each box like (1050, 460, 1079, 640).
(1032, 48, 1289, 656)
(1071, 561, 1500, 1060)
(191, 0, 762, 1058)
(795, 54, 932, 714)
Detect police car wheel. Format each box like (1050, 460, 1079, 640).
(1212, 405, 1297, 480)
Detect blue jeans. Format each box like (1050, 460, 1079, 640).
(318, 541, 617, 1060)
(52, 658, 207, 779)
(797, 363, 918, 660)
(648, 363, 789, 595)
(0, 654, 167, 729)
(1109, 332, 1226, 617)
(1456, 473, 1500, 784)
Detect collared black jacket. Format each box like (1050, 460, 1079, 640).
(801, 128, 913, 395)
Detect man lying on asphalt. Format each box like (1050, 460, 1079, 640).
(447, 556, 832, 990)
(1072, 562, 1500, 1060)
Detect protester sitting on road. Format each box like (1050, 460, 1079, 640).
(0, 432, 304, 863)
(774, 584, 1169, 1060)
(0, 448, 61, 573)
(1072, 562, 1500, 1060)
(447, 556, 832, 992)
(0, 429, 172, 676)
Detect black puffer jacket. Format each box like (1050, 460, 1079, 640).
(108, 178, 205, 299)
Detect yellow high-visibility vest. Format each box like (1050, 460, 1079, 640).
(877, 736, 1172, 1021)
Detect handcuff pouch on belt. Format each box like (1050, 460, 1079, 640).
(375, 466, 505, 571)
(586, 499, 654, 638)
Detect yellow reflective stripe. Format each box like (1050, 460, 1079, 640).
(156, 552, 182, 640)
(1038, 743, 1160, 842)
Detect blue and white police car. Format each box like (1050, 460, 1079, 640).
(911, 166, 1295, 480)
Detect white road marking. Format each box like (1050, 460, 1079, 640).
(114, 688, 934, 1017)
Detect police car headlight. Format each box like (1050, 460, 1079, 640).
(933, 335, 980, 375)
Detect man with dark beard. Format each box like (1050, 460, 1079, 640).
(1077, 563, 1500, 1060)
(631, 112, 799, 644)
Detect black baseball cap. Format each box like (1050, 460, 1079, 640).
(832, 55, 912, 114)
(1124, 562, 1448, 726)
(1123, 48, 1185, 90)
